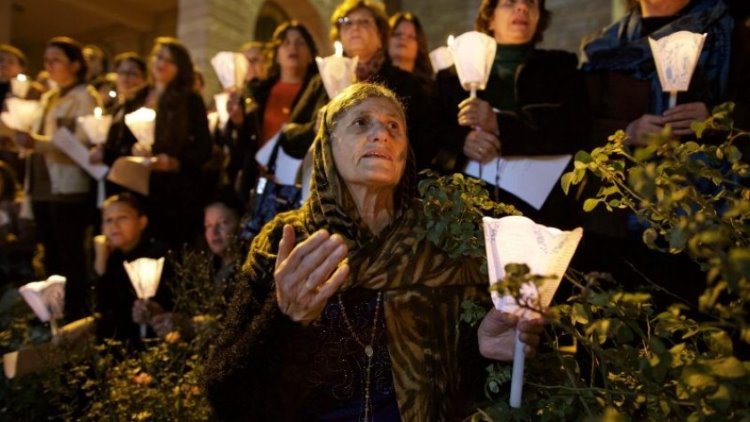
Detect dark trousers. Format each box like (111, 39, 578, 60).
(32, 199, 95, 321)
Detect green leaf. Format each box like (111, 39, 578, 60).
(707, 357, 746, 379)
(560, 171, 574, 195)
(583, 198, 600, 212)
(706, 331, 733, 357)
(575, 150, 592, 164)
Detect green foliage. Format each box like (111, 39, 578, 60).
(416, 171, 519, 261)
(0, 248, 231, 420)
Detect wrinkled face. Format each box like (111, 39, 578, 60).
(490, 0, 540, 44)
(204, 204, 239, 257)
(277, 29, 313, 73)
(388, 20, 418, 65)
(0, 52, 23, 82)
(151, 46, 178, 85)
(115, 59, 145, 95)
(331, 97, 407, 190)
(244, 47, 266, 81)
(43, 46, 80, 86)
(102, 202, 147, 252)
(339, 8, 382, 60)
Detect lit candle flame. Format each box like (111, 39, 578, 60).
(17, 74, 27, 82)
(334, 41, 343, 57)
(447, 35, 455, 47)
(108, 90, 117, 99)
(94, 107, 102, 118)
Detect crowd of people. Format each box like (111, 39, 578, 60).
(0, 0, 749, 419)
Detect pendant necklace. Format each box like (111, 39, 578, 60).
(337, 291, 383, 422)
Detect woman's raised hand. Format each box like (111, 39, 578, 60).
(458, 97, 499, 135)
(274, 225, 350, 324)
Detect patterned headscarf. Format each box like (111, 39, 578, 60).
(240, 83, 486, 420)
(581, 0, 734, 114)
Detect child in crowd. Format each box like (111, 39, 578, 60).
(93, 193, 173, 348)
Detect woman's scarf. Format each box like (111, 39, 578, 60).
(581, 0, 733, 114)
(241, 118, 486, 420)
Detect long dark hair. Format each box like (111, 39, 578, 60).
(475, 0, 552, 44)
(388, 12, 434, 80)
(46, 36, 88, 83)
(265, 20, 319, 82)
(329, 0, 390, 53)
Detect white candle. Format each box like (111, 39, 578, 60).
(94, 107, 103, 118)
(334, 41, 343, 57)
(447, 35, 455, 47)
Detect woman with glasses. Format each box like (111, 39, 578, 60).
(436, 0, 588, 227)
(275, 0, 437, 172)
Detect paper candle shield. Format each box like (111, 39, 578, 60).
(78, 114, 113, 145)
(0, 98, 42, 132)
(107, 156, 153, 196)
(649, 31, 707, 93)
(213, 92, 230, 128)
(124, 107, 156, 149)
(10, 75, 31, 98)
(482, 215, 582, 317)
(315, 54, 359, 99)
(448, 31, 496, 93)
(429, 46, 454, 73)
(123, 257, 165, 300)
(211, 51, 249, 90)
(19, 275, 66, 323)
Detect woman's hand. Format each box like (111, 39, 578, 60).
(132, 299, 165, 325)
(15, 131, 34, 149)
(274, 225, 349, 325)
(458, 97, 499, 134)
(662, 102, 709, 136)
(478, 308, 544, 361)
(151, 153, 180, 172)
(625, 114, 664, 146)
(150, 312, 177, 337)
(463, 129, 501, 163)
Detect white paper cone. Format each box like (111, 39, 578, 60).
(18, 275, 66, 323)
(649, 31, 707, 93)
(213, 92, 230, 128)
(78, 114, 113, 145)
(315, 55, 359, 99)
(211, 52, 249, 90)
(124, 107, 156, 151)
(123, 257, 165, 300)
(449, 31, 496, 93)
(106, 156, 153, 196)
(0, 98, 42, 132)
(429, 46, 454, 73)
(10, 76, 31, 98)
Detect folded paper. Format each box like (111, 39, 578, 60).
(78, 108, 112, 145)
(51, 128, 109, 180)
(211, 51, 249, 90)
(124, 257, 164, 300)
(429, 46, 454, 73)
(649, 31, 707, 93)
(19, 275, 66, 323)
(124, 107, 156, 150)
(107, 156, 153, 196)
(0, 98, 42, 132)
(448, 31, 496, 96)
(10, 74, 31, 98)
(315, 42, 358, 99)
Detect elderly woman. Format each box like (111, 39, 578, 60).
(205, 83, 542, 421)
(436, 0, 588, 227)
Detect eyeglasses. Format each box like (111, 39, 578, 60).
(498, 0, 538, 7)
(117, 70, 143, 78)
(338, 16, 375, 30)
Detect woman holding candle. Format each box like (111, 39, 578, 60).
(205, 83, 543, 421)
(227, 21, 319, 206)
(436, 0, 588, 228)
(15, 36, 101, 321)
(131, 37, 212, 248)
(276, 0, 436, 172)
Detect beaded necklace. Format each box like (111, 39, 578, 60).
(337, 290, 384, 422)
